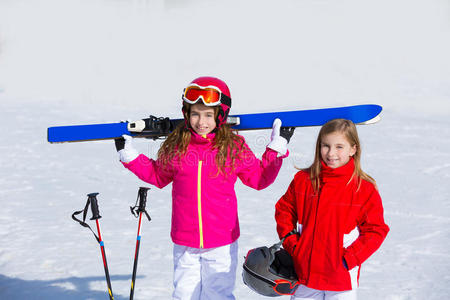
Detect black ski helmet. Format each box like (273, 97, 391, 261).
(243, 233, 299, 297)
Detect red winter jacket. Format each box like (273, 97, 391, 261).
(275, 159, 389, 291)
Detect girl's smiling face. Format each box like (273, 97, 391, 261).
(189, 103, 217, 136)
(320, 131, 356, 168)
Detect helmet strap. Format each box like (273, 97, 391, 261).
(269, 229, 298, 254)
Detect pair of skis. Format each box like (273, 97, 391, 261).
(47, 104, 383, 143)
(72, 187, 151, 300)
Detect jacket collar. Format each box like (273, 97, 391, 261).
(320, 158, 355, 183)
(190, 130, 216, 145)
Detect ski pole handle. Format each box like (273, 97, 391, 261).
(130, 187, 151, 221)
(137, 187, 150, 212)
(88, 193, 102, 220)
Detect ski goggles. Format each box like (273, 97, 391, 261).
(182, 84, 223, 106)
(273, 279, 299, 296)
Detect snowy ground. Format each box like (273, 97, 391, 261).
(1, 101, 449, 300)
(1, 0, 450, 299)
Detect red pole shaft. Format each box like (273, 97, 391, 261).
(95, 219, 114, 300)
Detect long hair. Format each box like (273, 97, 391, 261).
(157, 102, 245, 173)
(306, 119, 376, 192)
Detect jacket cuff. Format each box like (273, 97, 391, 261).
(120, 153, 140, 167)
(282, 233, 299, 256)
(266, 147, 289, 159)
(343, 249, 359, 270)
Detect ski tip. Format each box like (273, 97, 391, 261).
(358, 115, 381, 125)
(372, 104, 383, 114)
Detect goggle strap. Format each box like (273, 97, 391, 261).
(220, 93, 231, 107)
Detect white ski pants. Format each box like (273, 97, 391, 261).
(291, 264, 358, 300)
(291, 285, 357, 300)
(172, 241, 238, 300)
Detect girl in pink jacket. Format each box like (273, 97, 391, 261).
(115, 76, 294, 300)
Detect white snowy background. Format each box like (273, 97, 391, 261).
(1, 0, 449, 299)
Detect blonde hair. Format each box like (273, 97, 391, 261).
(306, 119, 376, 191)
(157, 102, 245, 173)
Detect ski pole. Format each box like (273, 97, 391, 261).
(89, 193, 114, 300)
(72, 193, 114, 300)
(129, 187, 151, 300)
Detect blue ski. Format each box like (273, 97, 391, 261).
(47, 104, 382, 143)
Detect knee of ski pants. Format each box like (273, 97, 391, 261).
(172, 241, 238, 300)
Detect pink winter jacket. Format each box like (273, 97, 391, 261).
(122, 132, 286, 249)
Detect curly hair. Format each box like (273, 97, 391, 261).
(157, 103, 245, 174)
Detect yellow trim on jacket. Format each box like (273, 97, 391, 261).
(197, 160, 204, 248)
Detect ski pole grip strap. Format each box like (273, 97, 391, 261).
(71, 199, 90, 229)
(72, 197, 100, 243)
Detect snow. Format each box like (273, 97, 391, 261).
(0, 0, 449, 299)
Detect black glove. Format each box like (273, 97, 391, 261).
(115, 120, 128, 151)
(280, 127, 295, 143)
(158, 117, 173, 134)
(115, 137, 125, 151)
(343, 258, 349, 270)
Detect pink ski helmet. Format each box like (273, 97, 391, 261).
(182, 76, 232, 128)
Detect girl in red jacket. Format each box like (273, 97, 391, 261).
(275, 118, 389, 300)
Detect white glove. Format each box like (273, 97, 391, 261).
(118, 135, 139, 163)
(267, 118, 288, 156)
